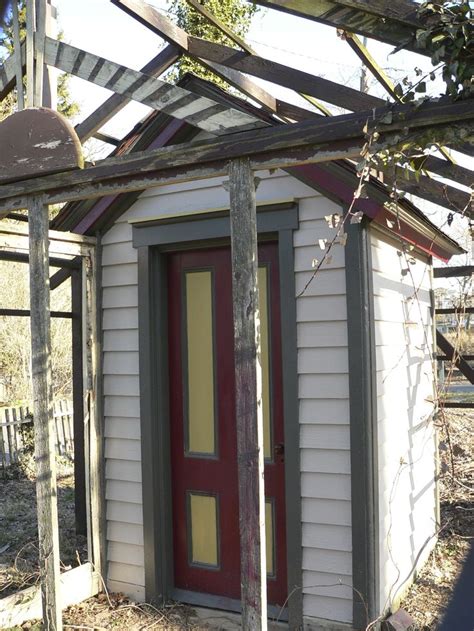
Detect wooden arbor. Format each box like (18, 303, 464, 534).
(0, 0, 473, 629)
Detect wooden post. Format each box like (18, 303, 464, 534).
(34, 0, 46, 107)
(228, 157, 267, 630)
(71, 268, 86, 535)
(26, 0, 35, 108)
(83, 248, 104, 577)
(28, 195, 62, 631)
(12, 0, 24, 111)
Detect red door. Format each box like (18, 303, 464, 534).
(168, 242, 287, 607)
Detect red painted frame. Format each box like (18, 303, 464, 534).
(168, 242, 287, 606)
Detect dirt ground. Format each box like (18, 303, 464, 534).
(0, 408, 472, 630)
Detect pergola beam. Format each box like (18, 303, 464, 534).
(44, 37, 262, 135)
(253, 0, 425, 53)
(383, 167, 472, 214)
(0, 97, 472, 215)
(112, 0, 385, 113)
(111, 0, 320, 121)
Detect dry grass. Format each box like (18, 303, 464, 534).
(0, 456, 87, 599)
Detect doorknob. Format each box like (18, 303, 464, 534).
(274, 442, 285, 462)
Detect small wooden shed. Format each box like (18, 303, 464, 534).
(52, 75, 463, 630)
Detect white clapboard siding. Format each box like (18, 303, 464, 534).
(297, 295, 348, 322)
(299, 398, 350, 424)
(108, 521, 144, 546)
(370, 227, 437, 613)
(297, 322, 348, 348)
(100, 169, 352, 622)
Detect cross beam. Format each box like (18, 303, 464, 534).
(0, 97, 472, 215)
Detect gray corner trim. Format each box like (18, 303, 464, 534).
(138, 246, 173, 603)
(132, 204, 298, 249)
(137, 205, 302, 628)
(345, 218, 379, 628)
(278, 228, 303, 630)
(95, 234, 107, 579)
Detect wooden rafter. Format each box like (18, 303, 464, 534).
(253, 0, 426, 53)
(75, 44, 181, 142)
(113, 0, 385, 113)
(44, 37, 263, 135)
(110, 1, 472, 214)
(382, 167, 471, 215)
(182, 0, 331, 116)
(340, 31, 460, 166)
(422, 155, 473, 189)
(111, 0, 323, 121)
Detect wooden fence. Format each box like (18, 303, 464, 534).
(0, 400, 73, 467)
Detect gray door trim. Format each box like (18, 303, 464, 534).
(345, 218, 379, 627)
(136, 203, 303, 628)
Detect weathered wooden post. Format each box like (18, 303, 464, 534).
(28, 195, 62, 631)
(228, 157, 267, 630)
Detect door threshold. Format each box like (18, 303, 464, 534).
(172, 588, 288, 624)
(190, 606, 288, 630)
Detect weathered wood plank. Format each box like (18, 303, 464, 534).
(25, 0, 34, 107)
(44, 37, 261, 135)
(28, 195, 62, 631)
(113, 0, 316, 119)
(0, 47, 24, 101)
(0, 563, 100, 628)
(0, 221, 95, 256)
(0, 96, 472, 214)
(75, 45, 181, 142)
(113, 0, 384, 112)
(422, 155, 473, 189)
(384, 166, 472, 214)
(34, 0, 47, 107)
(253, 0, 424, 53)
(342, 30, 458, 168)
(229, 157, 267, 628)
(72, 268, 86, 535)
(83, 246, 105, 575)
(183, 0, 328, 117)
(11, 0, 24, 110)
(436, 330, 474, 385)
(334, 0, 420, 25)
(434, 265, 473, 279)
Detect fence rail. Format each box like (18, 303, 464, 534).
(0, 400, 73, 468)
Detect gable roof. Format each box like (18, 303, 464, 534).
(52, 74, 463, 262)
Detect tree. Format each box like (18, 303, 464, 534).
(167, 0, 258, 88)
(0, 1, 79, 119)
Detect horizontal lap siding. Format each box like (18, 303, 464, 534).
(295, 197, 352, 625)
(102, 218, 143, 595)
(101, 170, 352, 624)
(370, 228, 436, 613)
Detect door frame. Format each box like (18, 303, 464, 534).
(134, 201, 302, 627)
